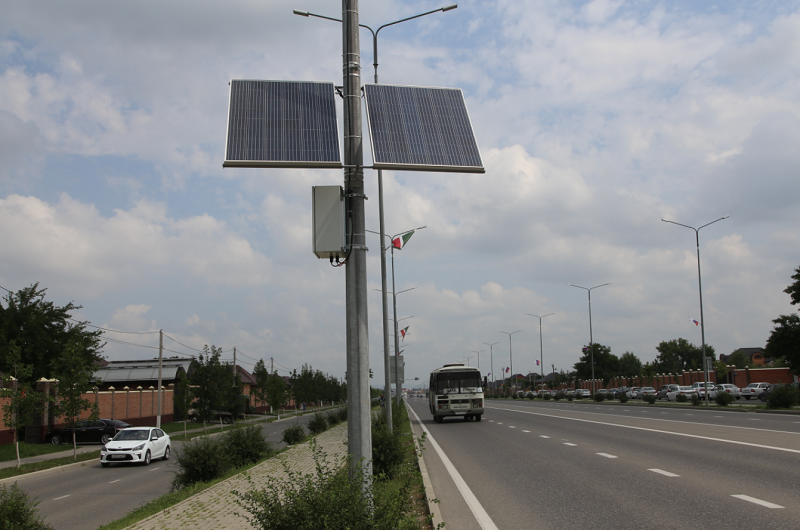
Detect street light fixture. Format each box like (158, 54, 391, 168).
(482, 341, 500, 397)
(662, 215, 729, 404)
(297, 3, 455, 429)
(567, 283, 610, 395)
(526, 313, 555, 390)
(463, 354, 476, 367)
(498, 330, 522, 396)
(469, 349, 485, 371)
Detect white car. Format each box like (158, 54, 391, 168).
(741, 382, 770, 400)
(100, 427, 171, 467)
(666, 386, 698, 402)
(576, 389, 591, 398)
(711, 384, 741, 399)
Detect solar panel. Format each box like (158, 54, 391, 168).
(363, 84, 484, 173)
(224, 80, 342, 169)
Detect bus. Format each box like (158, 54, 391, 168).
(428, 364, 484, 422)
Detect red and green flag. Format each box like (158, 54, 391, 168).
(392, 230, 415, 250)
(400, 326, 409, 341)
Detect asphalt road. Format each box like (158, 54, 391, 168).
(5, 411, 328, 530)
(406, 397, 800, 530)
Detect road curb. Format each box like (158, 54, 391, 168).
(406, 402, 443, 529)
(0, 457, 93, 484)
(486, 398, 800, 415)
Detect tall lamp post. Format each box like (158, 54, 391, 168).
(463, 355, 476, 366)
(526, 313, 555, 391)
(469, 349, 485, 371)
(295, 2, 456, 430)
(662, 215, 729, 404)
(498, 330, 522, 396)
(483, 341, 500, 397)
(567, 283, 610, 395)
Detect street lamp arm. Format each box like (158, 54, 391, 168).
(698, 215, 730, 231)
(376, 5, 457, 35)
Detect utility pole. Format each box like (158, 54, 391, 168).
(233, 347, 237, 380)
(343, 0, 372, 480)
(157, 330, 163, 428)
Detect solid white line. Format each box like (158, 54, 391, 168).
(596, 453, 617, 459)
(109, 479, 121, 484)
(732, 495, 784, 509)
(53, 495, 70, 500)
(648, 469, 679, 477)
(487, 406, 800, 454)
(407, 404, 499, 530)
(563, 443, 577, 446)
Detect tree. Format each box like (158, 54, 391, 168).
(290, 364, 316, 409)
(264, 371, 288, 414)
(618, 352, 643, 380)
(173, 372, 193, 438)
(50, 340, 101, 461)
(190, 345, 239, 432)
(0, 343, 46, 468)
(0, 284, 104, 380)
(653, 338, 715, 374)
(784, 266, 800, 307)
(573, 343, 619, 384)
(252, 359, 270, 413)
(728, 349, 750, 369)
(765, 314, 800, 374)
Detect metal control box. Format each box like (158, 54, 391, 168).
(312, 185, 345, 259)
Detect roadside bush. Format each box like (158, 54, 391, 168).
(0, 482, 54, 530)
(574, 392, 583, 400)
(566, 394, 573, 401)
(511, 393, 518, 399)
(691, 394, 701, 406)
(325, 410, 341, 426)
(371, 404, 404, 478)
(766, 386, 800, 409)
(618, 393, 629, 403)
(527, 393, 535, 400)
(643, 395, 657, 404)
(593, 393, 605, 402)
(225, 424, 273, 469)
(337, 406, 349, 422)
(676, 394, 688, 403)
(554, 391, 565, 401)
(715, 391, 734, 406)
(282, 423, 307, 445)
(171, 436, 232, 491)
(543, 393, 552, 401)
(307, 412, 328, 435)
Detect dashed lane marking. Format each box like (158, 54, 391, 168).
(648, 469, 679, 477)
(509, 426, 516, 428)
(540, 435, 550, 438)
(109, 479, 121, 484)
(732, 495, 784, 509)
(596, 453, 617, 459)
(563, 443, 577, 446)
(53, 495, 70, 500)
(148, 467, 160, 471)
(522, 430, 530, 433)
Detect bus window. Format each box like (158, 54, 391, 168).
(459, 372, 481, 393)
(435, 373, 460, 394)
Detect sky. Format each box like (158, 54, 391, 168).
(1, 0, 799, 388)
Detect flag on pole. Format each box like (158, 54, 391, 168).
(400, 326, 409, 340)
(392, 230, 415, 249)
(487, 372, 491, 377)
(505, 367, 510, 373)
(536, 360, 540, 366)
(689, 317, 699, 326)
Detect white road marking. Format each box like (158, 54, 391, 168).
(407, 403, 499, 529)
(109, 479, 121, 484)
(563, 443, 577, 446)
(714, 416, 723, 418)
(522, 430, 530, 433)
(596, 453, 617, 459)
(509, 426, 516, 428)
(732, 495, 784, 509)
(148, 467, 160, 471)
(497, 422, 503, 425)
(750, 418, 760, 421)
(648, 469, 679, 477)
(53, 495, 70, 500)
(540, 435, 550, 438)
(487, 406, 800, 454)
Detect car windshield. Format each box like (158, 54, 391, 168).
(113, 430, 150, 441)
(745, 384, 759, 388)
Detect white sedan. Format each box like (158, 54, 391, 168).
(711, 384, 741, 399)
(741, 382, 770, 400)
(100, 427, 171, 467)
(666, 386, 698, 402)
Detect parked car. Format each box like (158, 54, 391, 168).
(565, 389, 576, 396)
(100, 427, 170, 467)
(741, 382, 770, 400)
(692, 382, 716, 399)
(606, 388, 619, 399)
(657, 385, 679, 400)
(596, 388, 609, 397)
(577, 389, 591, 398)
(639, 387, 656, 398)
(758, 383, 789, 402)
(626, 387, 641, 399)
(45, 419, 133, 445)
(666, 386, 697, 401)
(713, 384, 741, 399)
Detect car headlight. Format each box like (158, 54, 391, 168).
(101, 445, 106, 452)
(133, 443, 145, 451)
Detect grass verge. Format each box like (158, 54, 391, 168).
(0, 442, 83, 463)
(0, 450, 100, 481)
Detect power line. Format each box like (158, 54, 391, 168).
(162, 333, 204, 353)
(68, 318, 159, 334)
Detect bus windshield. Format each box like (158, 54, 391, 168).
(435, 371, 481, 394)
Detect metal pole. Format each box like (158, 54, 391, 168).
(157, 330, 163, 428)
(343, 0, 371, 480)
(568, 284, 609, 394)
(526, 313, 554, 392)
(499, 331, 522, 396)
(391, 244, 401, 407)
(483, 342, 499, 397)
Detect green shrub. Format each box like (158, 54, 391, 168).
(766, 386, 800, 409)
(307, 412, 328, 435)
(337, 406, 349, 422)
(691, 394, 701, 406)
(225, 424, 273, 469)
(527, 393, 535, 400)
(543, 393, 552, 401)
(593, 393, 605, 402)
(618, 393, 629, 403)
(511, 393, 518, 399)
(371, 405, 404, 478)
(715, 391, 734, 406)
(325, 410, 341, 426)
(0, 482, 53, 530)
(574, 392, 583, 400)
(554, 391, 565, 401)
(282, 423, 307, 445)
(566, 394, 574, 401)
(676, 394, 688, 403)
(643, 395, 657, 404)
(171, 436, 232, 491)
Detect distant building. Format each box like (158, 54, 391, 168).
(720, 348, 774, 367)
(94, 358, 196, 391)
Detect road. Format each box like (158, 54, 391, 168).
(406, 397, 800, 530)
(5, 412, 326, 530)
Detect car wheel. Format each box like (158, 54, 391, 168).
(101, 434, 111, 445)
(101, 462, 110, 468)
(163, 446, 170, 461)
(51, 434, 62, 445)
(143, 450, 151, 466)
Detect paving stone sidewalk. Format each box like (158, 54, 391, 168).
(125, 423, 349, 530)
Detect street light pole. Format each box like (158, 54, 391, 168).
(463, 355, 476, 366)
(499, 330, 522, 396)
(567, 283, 610, 395)
(662, 215, 729, 405)
(469, 349, 485, 371)
(526, 313, 554, 391)
(483, 341, 500, 397)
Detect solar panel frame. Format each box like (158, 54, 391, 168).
(223, 80, 343, 169)
(363, 84, 484, 174)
